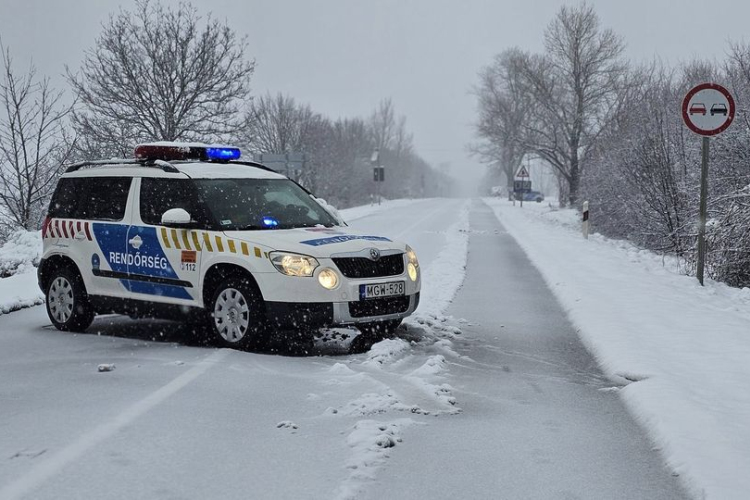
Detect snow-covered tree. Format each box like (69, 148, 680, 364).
(0, 46, 73, 231)
(67, 0, 254, 158)
(472, 48, 533, 192)
(521, 2, 628, 206)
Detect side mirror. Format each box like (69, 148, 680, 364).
(161, 208, 192, 227)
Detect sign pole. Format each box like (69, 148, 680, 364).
(377, 174, 381, 206)
(696, 136, 710, 286)
(681, 82, 735, 286)
(513, 164, 531, 208)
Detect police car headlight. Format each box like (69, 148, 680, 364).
(270, 252, 319, 277)
(318, 268, 340, 290)
(406, 245, 419, 282)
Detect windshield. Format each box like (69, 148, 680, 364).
(193, 178, 338, 230)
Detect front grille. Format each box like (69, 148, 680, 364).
(349, 296, 410, 318)
(333, 254, 404, 278)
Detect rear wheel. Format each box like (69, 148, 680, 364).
(208, 277, 266, 349)
(45, 267, 95, 332)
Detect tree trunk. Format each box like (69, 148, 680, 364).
(568, 161, 580, 206)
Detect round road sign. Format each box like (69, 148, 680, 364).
(682, 83, 735, 136)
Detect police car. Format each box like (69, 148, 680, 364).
(38, 143, 421, 349)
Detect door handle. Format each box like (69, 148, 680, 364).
(75, 232, 87, 241)
(128, 235, 143, 249)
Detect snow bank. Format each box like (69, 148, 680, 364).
(0, 230, 42, 277)
(0, 270, 43, 315)
(398, 200, 469, 357)
(0, 230, 44, 316)
(407, 200, 470, 322)
(485, 197, 750, 500)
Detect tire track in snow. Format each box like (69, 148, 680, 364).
(331, 199, 471, 500)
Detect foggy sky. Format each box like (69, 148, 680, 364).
(1, 0, 747, 190)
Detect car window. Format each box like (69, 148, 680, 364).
(84, 177, 132, 221)
(139, 178, 210, 226)
(48, 178, 85, 218)
(48, 177, 131, 221)
(193, 178, 337, 230)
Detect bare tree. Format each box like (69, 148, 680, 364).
(241, 93, 446, 208)
(369, 98, 412, 159)
(67, 0, 254, 158)
(322, 118, 375, 207)
(472, 48, 533, 192)
(520, 2, 627, 206)
(242, 93, 321, 154)
(0, 46, 74, 231)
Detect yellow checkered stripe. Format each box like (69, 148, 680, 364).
(159, 228, 267, 258)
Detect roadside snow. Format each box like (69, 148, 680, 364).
(0, 270, 43, 315)
(0, 231, 44, 314)
(0, 230, 42, 277)
(407, 200, 470, 320)
(485, 197, 750, 500)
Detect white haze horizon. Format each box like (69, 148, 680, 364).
(1, 0, 747, 194)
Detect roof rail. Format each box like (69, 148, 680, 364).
(225, 160, 280, 174)
(225, 160, 314, 194)
(65, 158, 179, 173)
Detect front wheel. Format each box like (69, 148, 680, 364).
(208, 277, 266, 349)
(45, 267, 95, 332)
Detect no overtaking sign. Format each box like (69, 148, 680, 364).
(682, 83, 735, 136)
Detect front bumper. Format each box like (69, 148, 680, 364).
(265, 292, 420, 329)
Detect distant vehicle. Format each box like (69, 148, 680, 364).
(525, 191, 544, 202)
(710, 103, 728, 116)
(514, 191, 544, 203)
(689, 103, 707, 115)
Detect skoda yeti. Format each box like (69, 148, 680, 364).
(38, 143, 421, 349)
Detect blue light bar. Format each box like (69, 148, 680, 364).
(206, 147, 241, 161)
(262, 216, 279, 227)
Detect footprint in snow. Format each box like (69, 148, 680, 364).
(276, 421, 299, 430)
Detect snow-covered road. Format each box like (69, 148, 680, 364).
(0, 198, 474, 500)
(364, 200, 685, 500)
(0, 197, 693, 499)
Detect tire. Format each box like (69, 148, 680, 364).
(45, 267, 95, 332)
(207, 276, 267, 349)
(349, 319, 403, 354)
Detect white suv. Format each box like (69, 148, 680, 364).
(38, 143, 421, 349)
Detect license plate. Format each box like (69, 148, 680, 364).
(360, 281, 405, 300)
